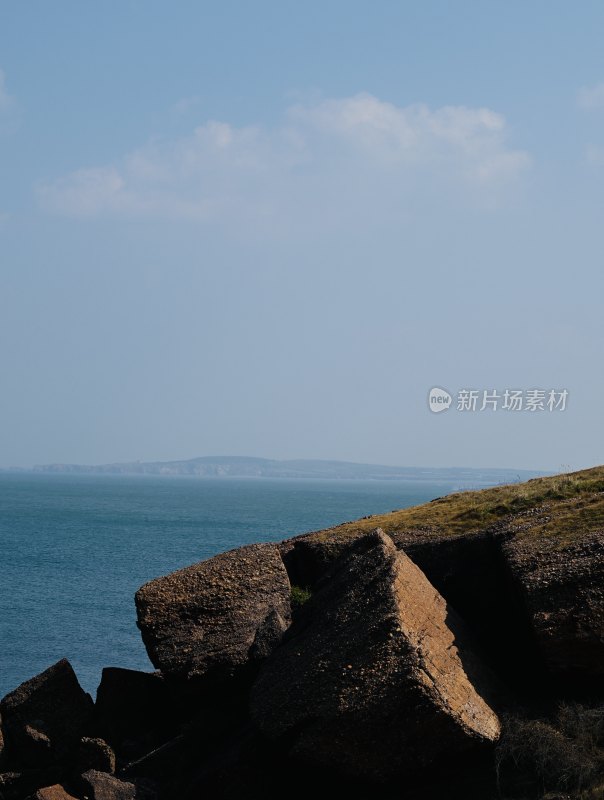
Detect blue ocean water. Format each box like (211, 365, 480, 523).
(1, 473, 467, 697)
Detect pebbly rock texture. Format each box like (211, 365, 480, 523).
(29, 786, 78, 800)
(0, 660, 93, 771)
(503, 530, 604, 690)
(251, 529, 501, 781)
(75, 738, 115, 776)
(247, 608, 289, 661)
(78, 771, 136, 800)
(135, 543, 291, 679)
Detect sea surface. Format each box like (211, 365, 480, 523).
(1, 473, 488, 697)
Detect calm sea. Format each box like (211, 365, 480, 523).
(1, 473, 476, 697)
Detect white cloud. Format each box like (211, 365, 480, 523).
(37, 93, 530, 225)
(577, 82, 604, 110)
(289, 94, 529, 181)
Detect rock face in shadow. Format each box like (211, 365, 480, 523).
(503, 531, 604, 691)
(135, 543, 292, 679)
(280, 526, 368, 588)
(94, 669, 174, 762)
(251, 530, 500, 781)
(0, 660, 93, 771)
(390, 528, 549, 701)
(78, 770, 150, 800)
(75, 738, 115, 776)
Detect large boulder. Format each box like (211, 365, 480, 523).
(502, 530, 604, 690)
(0, 660, 93, 770)
(135, 543, 291, 679)
(251, 530, 500, 781)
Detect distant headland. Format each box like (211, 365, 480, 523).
(24, 456, 546, 483)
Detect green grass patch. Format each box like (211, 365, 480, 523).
(291, 585, 312, 608)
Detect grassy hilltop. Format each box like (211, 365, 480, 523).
(314, 464, 604, 546)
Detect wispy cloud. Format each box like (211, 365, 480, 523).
(37, 93, 530, 226)
(171, 95, 202, 115)
(577, 82, 604, 110)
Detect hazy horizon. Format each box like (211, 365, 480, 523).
(1, 3, 602, 473)
(5, 452, 557, 475)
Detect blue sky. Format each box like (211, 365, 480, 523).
(1, 1, 603, 470)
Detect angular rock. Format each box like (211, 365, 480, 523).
(502, 530, 604, 689)
(95, 669, 174, 759)
(252, 529, 500, 781)
(80, 770, 137, 799)
(0, 659, 93, 770)
(393, 528, 548, 700)
(135, 543, 291, 678)
(29, 785, 78, 800)
(79, 770, 157, 800)
(77, 737, 115, 775)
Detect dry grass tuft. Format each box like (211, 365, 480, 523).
(496, 704, 604, 799)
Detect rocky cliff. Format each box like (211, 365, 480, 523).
(1, 467, 603, 800)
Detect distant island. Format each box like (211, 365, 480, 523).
(28, 455, 546, 484)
